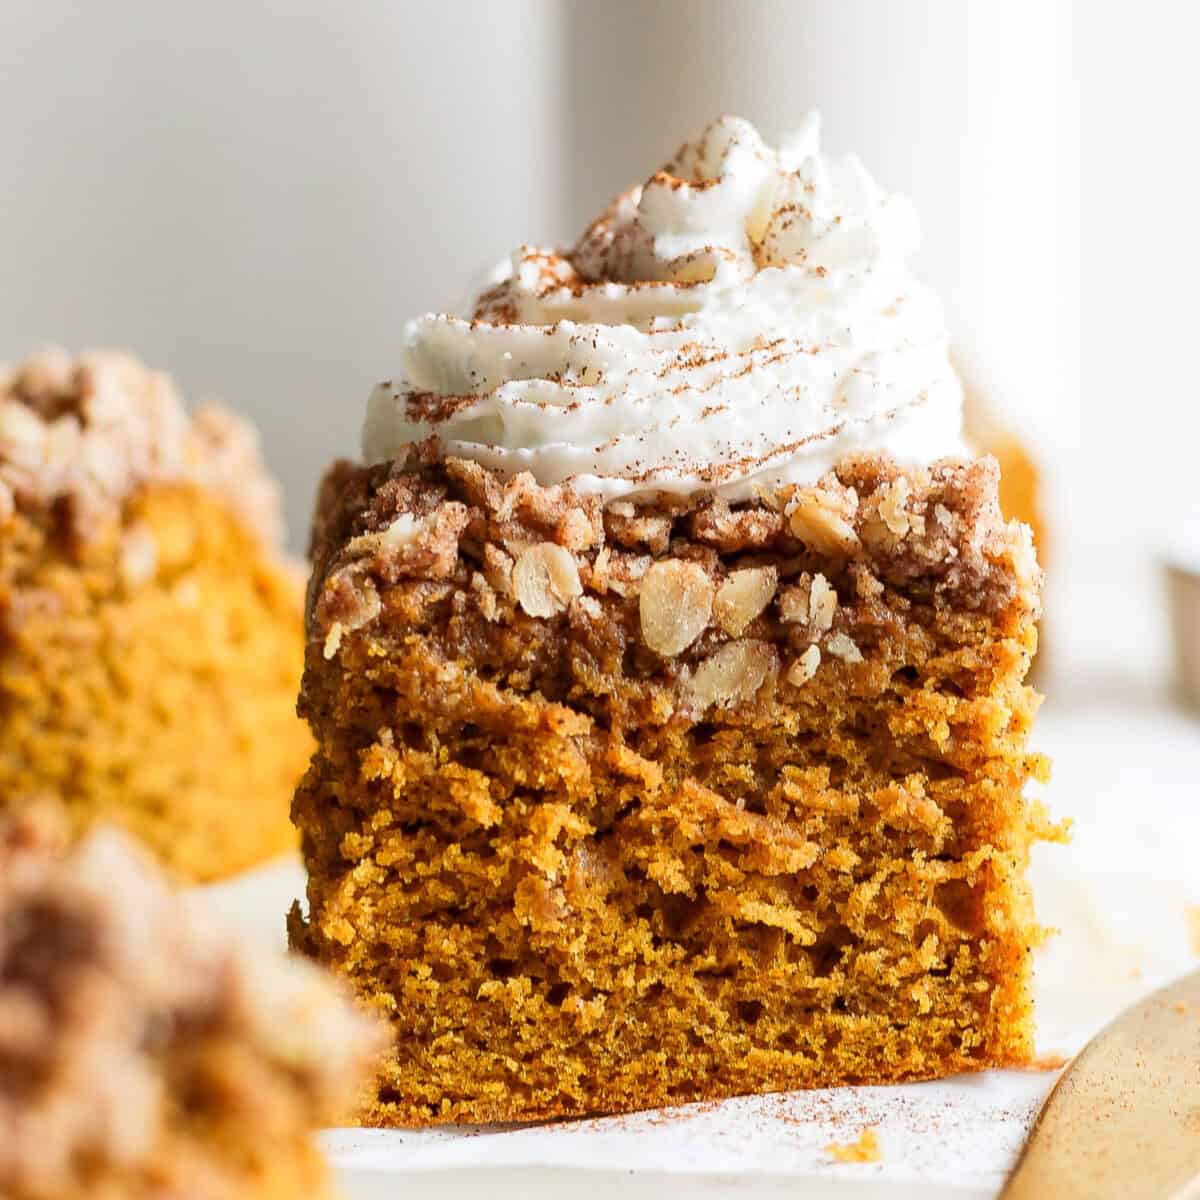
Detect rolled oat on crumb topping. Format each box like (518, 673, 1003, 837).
(809, 574, 838, 633)
(686, 639, 777, 710)
(777, 572, 836, 633)
(640, 559, 715, 655)
(788, 644, 822, 686)
(307, 451, 1039, 647)
(826, 633, 865, 663)
(713, 566, 778, 636)
(513, 542, 583, 617)
(877, 476, 925, 538)
(787, 486, 861, 557)
(323, 622, 345, 659)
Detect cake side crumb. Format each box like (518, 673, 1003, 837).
(292, 449, 1055, 1125)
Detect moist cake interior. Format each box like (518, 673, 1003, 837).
(291, 451, 1063, 1124)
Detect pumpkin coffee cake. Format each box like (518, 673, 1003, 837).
(0, 808, 383, 1200)
(0, 350, 312, 880)
(291, 115, 1062, 1124)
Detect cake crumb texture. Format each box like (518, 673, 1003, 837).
(0, 807, 384, 1200)
(292, 451, 1061, 1124)
(0, 351, 312, 880)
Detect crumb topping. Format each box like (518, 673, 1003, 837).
(312, 449, 1036, 646)
(0, 808, 383, 1196)
(0, 349, 285, 545)
(305, 450, 1039, 727)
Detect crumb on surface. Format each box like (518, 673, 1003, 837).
(825, 1126, 882, 1164)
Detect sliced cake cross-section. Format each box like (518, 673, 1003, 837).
(290, 114, 1062, 1124)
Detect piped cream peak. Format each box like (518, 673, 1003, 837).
(364, 114, 965, 502)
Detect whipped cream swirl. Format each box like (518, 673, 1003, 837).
(364, 114, 965, 501)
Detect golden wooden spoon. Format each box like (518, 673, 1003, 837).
(1002, 969, 1200, 1199)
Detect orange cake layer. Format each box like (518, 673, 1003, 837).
(291, 450, 1061, 1125)
(0, 808, 383, 1200)
(0, 352, 312, 881)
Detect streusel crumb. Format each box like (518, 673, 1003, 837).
(0, 808, 384, 1200)
(0, 349, 283, 546)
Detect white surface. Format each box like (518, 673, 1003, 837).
(198, 695, 1200, 1199)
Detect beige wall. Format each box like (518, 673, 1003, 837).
(0, 0, 567, 543)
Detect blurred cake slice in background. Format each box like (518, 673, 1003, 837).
(958, 355, 1049, 568)
(0, 807, 384, 1200)
(958, 355, 1049, 675)
(0, 350, 312, 881)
